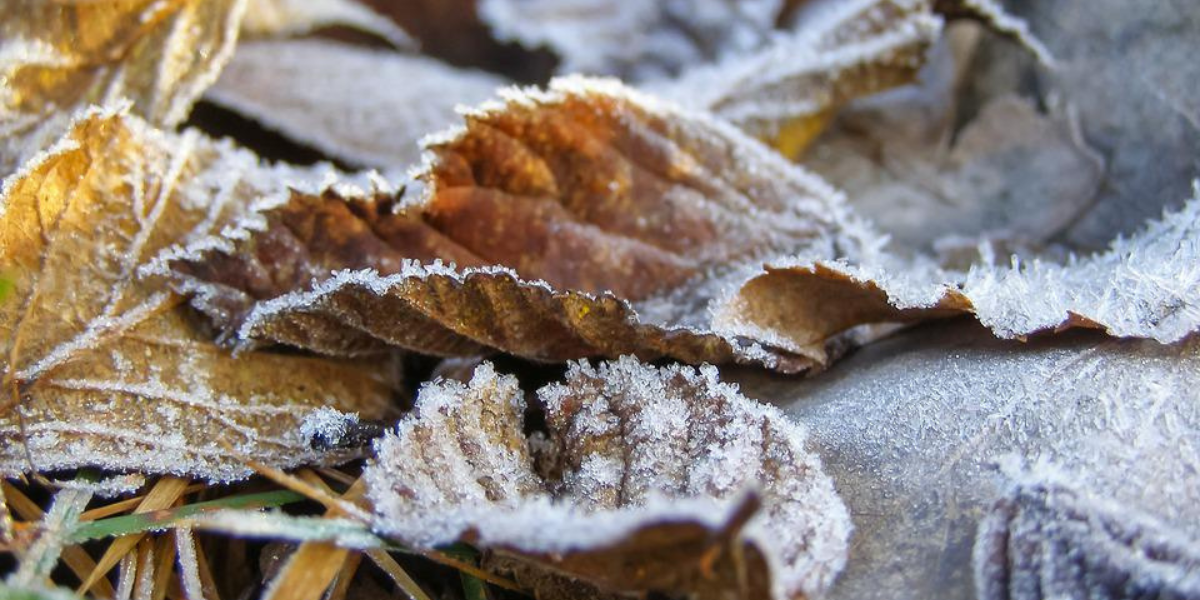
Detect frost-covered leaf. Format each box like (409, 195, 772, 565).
(731, 321, 1200, 600)
(801, 24, 1103, 253)
(241, 0, 413, 48)
(658, 0, 942, 151)
(720, 191, 1200, 354)
(365, 358, 851, 600)
(973, 479, 1200, 600)
(995, 0, 1200, 249)
(205, 39, 506, 169)
(480, 0, 787, 81)
(0, 0, 246, 173)
(172, 77, 882, 372)
(0, 108, 398, 481)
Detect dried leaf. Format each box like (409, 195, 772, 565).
(172, 77, 882, 372)
(0, 0, 246, 172)
(719, 191, 1200, 356)
(479, 0, 789, 81)
(204, 39, 505, 169)
(241, 0, 414, 48)
(365, 358, 851, 600)
(658, 0, 942, 149)
(974, 479, 1200, 600)
(0, 108, 397, 481)
(732, 321, 1200, 600)
(800, 24, 1102, 253)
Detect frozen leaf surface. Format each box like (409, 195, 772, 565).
(365, 357, 851, 600)
(974, 478, 1200, 600)
(479, 0, 787, 81)
(731, 321, 1200, 600)
(719, 190, 1200, 357)
(205, 39, 506, 169)
(241, 0, 413, 48)
(0, 0, 246, 173)
(657, 0, 942, 151)
(801, 24, 1103, 253)
(0, 108, 397, 481)
(173, 77, 882, 371)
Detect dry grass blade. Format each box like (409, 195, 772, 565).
(326, 552, 363, 600)
(79, 477, 191, 595)
(81, 485, 208, 522)
(262, 475, 364, 600)
(365, 549, 434, 600)
(2, 482, 115, 598)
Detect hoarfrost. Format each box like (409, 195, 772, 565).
(366, 358, 851, 600)
(974, 477, 1200, 600)
(731, 320, 1200, 600)
(205, 39, 505, 169)
(240, 0, 414, 48)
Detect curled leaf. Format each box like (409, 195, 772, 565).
(0, 0, 246, 172)
(365, 358, 851, 600)
(204, 39, 506, 169)
(172, 77, 881, 371)
(0, 108, 398, 481)
(720, 191, 1200, 355)
(974, 479, 1200, 600)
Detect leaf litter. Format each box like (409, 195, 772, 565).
(1, 1, 1199, 599)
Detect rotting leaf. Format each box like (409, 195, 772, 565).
(172, 76, 883, 372)
(973, 478, 1200, 600)
(204, 38, 506, 170)
(0, 0, 246, 173)
(0, 107, 398, 481)
(364, 358, 851, 600)
(718, 190, 1200, 356)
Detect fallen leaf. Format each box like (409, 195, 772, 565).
(0, 107, 398, 481)
(365, 357, 851, 600)
(800, 23, 1103, 253)
(718, 190, 1200, 356)
(657, 0, 942, 151)
(240, 0, 413, 48)
(974, 478, 1200, 600)
(479, 0, 789, 81)
(731, 320, 1200, 600)
(204, 38, 506, 169)
(0, 0, 246, 173)
(172, 76, 882, 371)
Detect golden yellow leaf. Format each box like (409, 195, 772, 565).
(365, 358, 851, 600)
(0, 0, 246, 172)
(0, 108, 397, 481)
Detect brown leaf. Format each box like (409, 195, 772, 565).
(204, 38, 505, 169)
(0, 108, 398, 481)
(364, 358, 851, 600)
(172, 77, 882, 371)
(718, 189, 1200, 353)
(0, 0, 245, 173)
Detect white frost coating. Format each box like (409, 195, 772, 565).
(749, 191, 1200, 344)
(480, 0, 783, 81)
(205, 39, 505, 169)
(972, 474, 1200, 600)
(366, 358, 851, 600)
(174, 527, 206, 600)
(46, 473, 146, 499)
(731, 320, 1200, 600)
(241, 0, 414, 48)
(299, 406, 360, 448)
